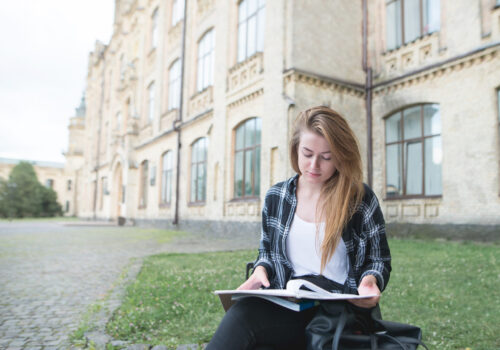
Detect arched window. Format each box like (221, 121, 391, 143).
(197, 30, 215, 92)
(168, 59, 181, 110)
(161, 151, 173, 204)
(190, 138, 208, 202)
(234, 117, 261, 198)
(385, 104, 442, 198)
(139, 160, 149, 208)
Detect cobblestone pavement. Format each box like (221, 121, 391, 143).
(0, 220, 259, 350)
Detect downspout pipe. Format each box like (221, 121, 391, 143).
(173, 0, 188, 226)
(362, 0, 373, 188)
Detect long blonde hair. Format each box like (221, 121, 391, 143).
(290, 106, 364, 272)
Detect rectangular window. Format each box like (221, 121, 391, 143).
(234, 118, 261, 198)
(190, 138, 207, 202)
(237, 0, 266, 62)
(385, 104, 442, 197)
(172, 0, 185, 26)
(161, 151, 173, 204)
(168, 60, 181, 110)
(197, 30, 215, 92)
(148, 82, 155, 123)
(67, 179, 72, 191)
(151, 8, 159, 49)
(386, 0, 440, 50)
(140, 161, 149, 208)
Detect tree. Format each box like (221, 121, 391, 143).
(0, 162, 62, 218)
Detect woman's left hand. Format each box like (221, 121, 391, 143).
(348, 275, 380, 309)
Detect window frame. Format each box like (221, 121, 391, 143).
(190, 137, 208, 204)
(160, 151, 173, 205)
(139, 160, 149, 208)
(147, 82, 155, 123)
(385, 0, 440, 51)
(168, 59, 181, 111)
(384, 104, 442, 199)
(151, 8, 159, 50)
(172, 0, 185, 26)
(237, 0, 266, 63)
(233, 117, 261, 200)
(196, 29, 215, 92)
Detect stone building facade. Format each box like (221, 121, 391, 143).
(68, 0, 500, 235)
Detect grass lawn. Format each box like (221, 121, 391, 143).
(104, 239, 499, 349)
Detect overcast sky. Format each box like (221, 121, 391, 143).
(0, 1, 115, 163)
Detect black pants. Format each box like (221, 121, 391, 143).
(206, 297, 318, 350)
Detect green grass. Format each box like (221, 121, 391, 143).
(105, 239, 499, 349)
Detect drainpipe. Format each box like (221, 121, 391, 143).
(173, 0, 188, 225)
(362, 0, 373, 188)
(93, 50, 106, 219)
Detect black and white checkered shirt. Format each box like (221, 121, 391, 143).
(254, 174, 392, 294)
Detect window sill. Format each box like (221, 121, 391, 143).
(159, 203, 171, 208)
(229, 196, 260, 203)
(138, 205, 147, 210)
(383, 194, 442, 201)
(188, 201, 206, 207)
(383, 32, 439, 55)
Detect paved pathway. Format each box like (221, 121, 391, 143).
(0, 220, 259, 350)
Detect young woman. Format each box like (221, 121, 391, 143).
(206, 106, 391, 350)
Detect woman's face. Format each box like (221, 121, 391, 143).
(297, 130, 337, 186)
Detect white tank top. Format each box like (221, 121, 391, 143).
(286, 213, 349, 285)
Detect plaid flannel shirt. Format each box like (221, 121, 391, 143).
(254, 174, 392, 294)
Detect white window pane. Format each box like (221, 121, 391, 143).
(386, 144, 403, 197)
(236, 124, 245, 150)
(255, 117, 262, 145)
(248, 0, 257, 15)
(424, 0, 440, 34)
(405, 141, 422, 195)
(403, 106, 421, 139)
(239, 0, 247, 24)
(258, 0, 266, 8)
(245, 149, 253, 196)
(423, 104, 441, 136)
(190, 165, 196, 202)
(386, 112, 401, 143)
(238, 22, 247, 62)
(234, 151, 244, 197)
(386, 0, 401, 50)
(247, 15, 257, 57)
(425, 136, 442, 195)
(404, 0, 420, 43)
(244, 118, 256, 147)
(257, 8, 265, 52)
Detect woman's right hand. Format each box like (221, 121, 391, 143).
(237, 265, 270, 290)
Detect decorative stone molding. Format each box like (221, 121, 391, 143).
(139, 123, 153, 141)
(374, 46, 499, 97)
(189, 86, 213, 118)
(161, 109, 178, 131)
(384, 199, 442, 221)
(283, 69, 365, 98)
(197, 0, 215, 18)
(227, 52, 264, 94)
(225, 200, 260, 217)
(381, 33, 441, 78)
(227, 88, 264, 110)
(168, 22, 182, 47)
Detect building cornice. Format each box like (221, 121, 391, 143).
(373, 41, 500, 96)
(283, 68, 365, 97)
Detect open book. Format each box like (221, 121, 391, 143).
(214, 279, 376, 312)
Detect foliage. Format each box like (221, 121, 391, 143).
(104, 240, 499, 349)
(0, 161, 62, 218)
